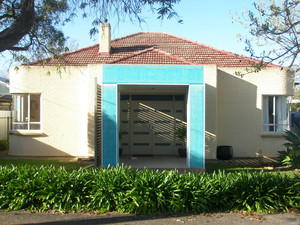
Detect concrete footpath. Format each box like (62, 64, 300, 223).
(0, 210, 299, 225)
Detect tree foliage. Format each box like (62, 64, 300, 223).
(0, 0, 181, 62)
(238, 0, 300, 71)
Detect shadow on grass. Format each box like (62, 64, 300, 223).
(0, 159, 92, 170)
(205, 162, 298, 176)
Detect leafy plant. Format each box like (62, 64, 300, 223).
(278, 148, 300, 168)
(0, 165, 299, 214)
(230, 171, 299, 213)
(0, 139, 9, 151)
(280, 126, 300, 168)
(174, 126, 187, 144)
(175, 125, 187, 157)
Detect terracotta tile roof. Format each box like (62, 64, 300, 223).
(29, 32, 280, 68)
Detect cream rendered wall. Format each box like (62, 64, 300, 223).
(217, 67, 294, 157)
(204, 65, 218, 159)
(9, 65, 99, 157)
(9, 64, 293, 159)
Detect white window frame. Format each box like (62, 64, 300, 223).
(263, 95, 289, 133)
(12, 93, 42, 131)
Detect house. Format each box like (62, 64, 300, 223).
(9, 23, 294, 168)
(0, 77, 10, 97)
(0, 77, 11, 140)
(0, 77, 11, 110)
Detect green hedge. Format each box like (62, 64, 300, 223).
(0, 165, 299, 213)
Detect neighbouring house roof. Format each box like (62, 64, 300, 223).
(29, 32, 281, 68)
(0, 79, 9, 96)
(0, 94, 12, 110)
(0, 95, 12, 103)
(0, 77, 9, 84)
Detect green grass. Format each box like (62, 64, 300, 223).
(206, 162, 298, 177)
(0, 159, 92, 170)
(205, 163, 253, 173)
(0, 158, 297, 176)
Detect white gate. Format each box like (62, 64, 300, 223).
(0, 111, 11, 140)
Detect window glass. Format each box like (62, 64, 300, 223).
(12, 94, 41, 130)
(263, 96, 288, 132)
(30, 94, 40, 122)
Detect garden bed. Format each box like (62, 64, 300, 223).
(0, 165, 299, 214)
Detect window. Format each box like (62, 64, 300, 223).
(12, 94, 41, 130)
(263, 96, 288, 132)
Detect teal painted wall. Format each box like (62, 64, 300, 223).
(102, 84, 118, 167)
(187, 85, 205, 168)
(101, 65, 205, 168)
(102, 65, 204, 84)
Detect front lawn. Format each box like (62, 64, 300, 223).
(0, 157, 297, 175)
(206, 160, 299, 177)
(0, 159, 92, 170)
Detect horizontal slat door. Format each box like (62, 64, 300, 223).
(130, 101, 152, 155)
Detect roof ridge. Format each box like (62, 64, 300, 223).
(108, 47, 154, 64)
(108, 47, 197, 65)
(152, 48, 197, 65)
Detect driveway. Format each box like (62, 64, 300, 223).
(0, 211, 299, 225)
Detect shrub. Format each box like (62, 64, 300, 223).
(229, 172, 300, 212)
(0, 165, 299, 213)
(280, 126, 300, 168)
(0, 139, 8, 151)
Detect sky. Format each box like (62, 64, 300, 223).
(63, 0, 252, 54)
(1, 0, 257, 77)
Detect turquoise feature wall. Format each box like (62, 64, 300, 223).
(102, 65, 204, 84)
(101, 64, 205, 168)
(102, 84, 118, 167)
(187, 85, 205, 168)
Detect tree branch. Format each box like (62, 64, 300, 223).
(7, 46, 30, 51)
(0, 0, 35, 52)
(0, 13, 18, 20)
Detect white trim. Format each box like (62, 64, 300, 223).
(27, 94, 30, 127)
(272, 96, 276, 129)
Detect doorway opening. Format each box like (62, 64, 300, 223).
(119, 85, 187, 168)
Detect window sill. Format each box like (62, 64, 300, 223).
(10, 130, 44, 136)
(261, 132, 284, 138)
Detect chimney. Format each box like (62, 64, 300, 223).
(99, 23, 111, 54)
